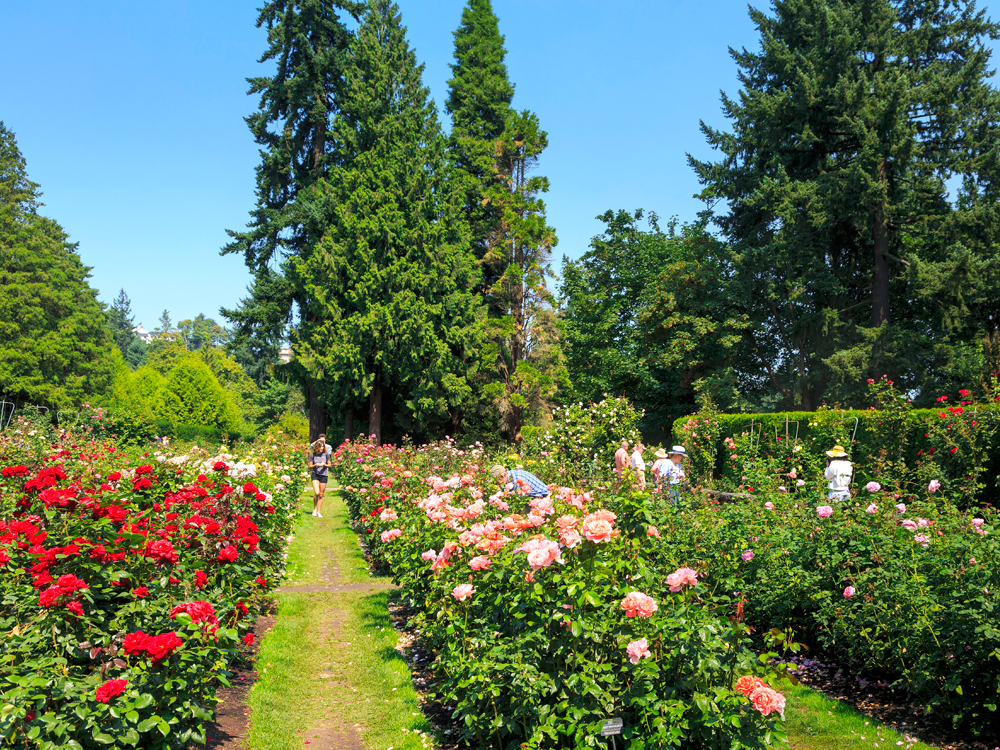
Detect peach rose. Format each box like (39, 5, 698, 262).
(749, 685, 786, 717)
(620, 591, 658, 618)
(451, 584, 475, 601)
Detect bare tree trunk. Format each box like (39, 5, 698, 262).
(368, 374, 382, 445)
(308, 381, 325, 442)
(872, 165, 890, 328)
(344, 410, 354, 442)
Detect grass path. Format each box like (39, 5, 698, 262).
(247, 489, 433, 750)
(248, 487, 936, 750)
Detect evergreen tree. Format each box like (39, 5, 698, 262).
(481, 111, 564, 438)
(107, 289, 137, 356)
(124, 337, 148, 370)
(292, 0, 483, 443)
(0, 122, 114, 409)
(154, 357, 243, 433)
(222, 0, 361, 440)
(445, 0, 514, 299)
(691, 0, 1000, 407)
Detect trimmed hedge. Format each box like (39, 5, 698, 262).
(154, 420, 250, 445)
(672, 403, 1000, 507)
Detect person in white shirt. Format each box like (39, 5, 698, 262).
(663, 445, 686, 504)
(824, 444, 853, 501)
(631, 443, 646, 489)
(650, 449, 670, 489)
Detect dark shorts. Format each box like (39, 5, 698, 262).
(311, 471, 329, 483)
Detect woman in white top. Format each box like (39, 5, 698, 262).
(824, 444, 853, 501)
(650, 449, 670, 489)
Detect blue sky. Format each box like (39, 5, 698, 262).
(3, 1, 998, 330)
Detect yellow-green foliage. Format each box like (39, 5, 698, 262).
(154, 357, 243, 433)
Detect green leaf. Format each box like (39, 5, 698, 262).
(92, 733, 116, 745)
(137, 717, 158, 733)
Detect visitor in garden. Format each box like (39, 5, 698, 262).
(664, 445, 687, 505)
(489, 465, 550, 497)
(309, 437, 333, 517)
(631, 442, 646, 489)
(650, 448, 670, 488)
(614, 439, 630, 490)
(824, 444, 853, 501)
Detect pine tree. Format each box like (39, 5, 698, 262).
(292, 0, 483, 443)
(0, 122, 115, 409)
(222, 0, 361, 440)
(154, 357, 243, 433)
(691, 0, 1000, 407)
(481, 111, 564, 438)
(106, 289, 137, 356)
(445, 0, 514, 298)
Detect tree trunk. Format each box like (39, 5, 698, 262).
(872, 164, 890, 328)
(344, 410, 354, 442)
(368, 375, 382, 445)
(308, 381, 325, 442)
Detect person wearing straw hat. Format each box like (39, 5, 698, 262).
(650, 448, 671, 489)
(824, 445, 853, 501)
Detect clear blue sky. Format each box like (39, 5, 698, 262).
(3, 1, 998, 330)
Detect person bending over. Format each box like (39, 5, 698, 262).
(489, 465, 550, 498)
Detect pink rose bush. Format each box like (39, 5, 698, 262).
(816, 505, 833, 518)
(337, 438, 786, 749)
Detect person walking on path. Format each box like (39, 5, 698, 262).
(614, 439, 630, 490)
(309, 437, 333, 517)
(631, 442, 647, 490)
(489, 465, 550, 497)
(824, 444, 853, 502)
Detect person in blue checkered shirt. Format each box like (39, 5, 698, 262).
(489, 465, 550, 497)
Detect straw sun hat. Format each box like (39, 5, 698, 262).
(825, 445, 848, 458)
(654, 449, 668, 459)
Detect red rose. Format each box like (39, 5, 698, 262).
(243, 633, 254, 645)
(194, 570, 208, 588)
(55, 574, 88, 591)
(242, 482, 257, 494)
(217, 546, 239, 563)
(145, 632, 183, 661)
(39, 585, 67, 608)
(122, 630, 150, 656)
(169, 601, 218, 626)
(66, 601, 84, 616)
(144, 540, 178, 565)
(95, 679, 127, 704)
(131, 587, 149, 599)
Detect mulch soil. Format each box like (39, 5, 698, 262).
(203, 609, 277, 750)
(787, 653, 997, 750)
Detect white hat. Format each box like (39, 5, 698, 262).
(669, 445, 687, 457)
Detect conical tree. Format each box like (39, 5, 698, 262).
(0, 122, 114, 409)
(690, 0, 1000, 407)
(221, 0, 361, 440)
(292, 0, 483, 444)
(445, 0, 514, 305)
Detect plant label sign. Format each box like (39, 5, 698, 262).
(600, 718, 623, 736)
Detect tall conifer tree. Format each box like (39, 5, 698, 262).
(691, 0, 1000, 407)
(446, 0, 514, 303)
(222, 0, 360, 440)
(292, 0, 483, 444)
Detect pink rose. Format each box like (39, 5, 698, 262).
(469, 556, 491, 571)
(901, 519, 918, 531)
(380, 528, 402, 543)
(378, 508, 398, 522)
(865, 481, 881, 493)
(451, 584, 475, 601)
(927, 479, 940, 493)
(421, 549, 437, 561)
(735, 675, 763, 697)
(749, 685, 786, 717)
(777, 486, 787, 493)
(626, 638, 652, 664)
(666, 566, 698, 592)
(795, 479, 806, 487)
(646, 526, 661, 539)
(581, 514, 614, 544)
(843, 586, 856, 598)
(865, 503, 878, 515)
(559, 529, 582, 548)
(816, 505, 833, 518)
(896, 503, 906, 513)
(971, 518, 985, 527)
(914, 533, 930, 547)
(764, 502, 775, 510)
(620, 591, 658, 618)
(741, 550, 754, 562)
